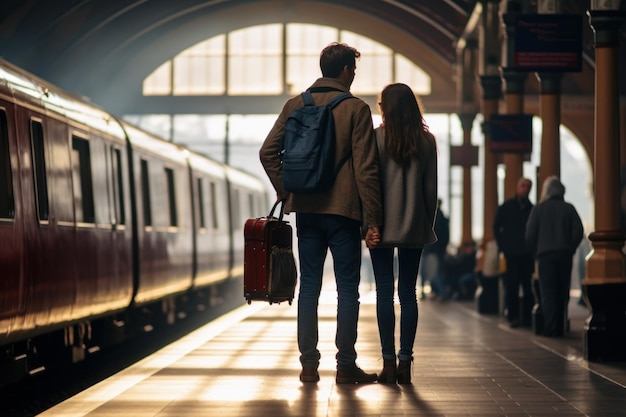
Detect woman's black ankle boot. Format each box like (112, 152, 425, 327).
(377, 359, 397, 383)
(397, 358, 412, 384)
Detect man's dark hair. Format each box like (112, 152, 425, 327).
(319, 42, 360, 78)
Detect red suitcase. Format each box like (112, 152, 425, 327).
(244, 200, 297, 305)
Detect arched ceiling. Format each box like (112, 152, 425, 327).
(0, 0, 624, 118)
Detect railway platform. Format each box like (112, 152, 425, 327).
(38, 277, 626, 417)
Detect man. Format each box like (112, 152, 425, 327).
(493, 177, 534, 328)
(525, 176, 584, 337)
(259, 42, 383, 384)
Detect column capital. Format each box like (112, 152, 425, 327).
(535, 72, 563, 94)
(479, 75, 502, 100)
(499, 68, 528, 94)
(458, 113, 477, 130)
(587, 9, 626, 47)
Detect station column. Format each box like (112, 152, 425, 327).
(455, 37, 479, 247)
(583, 6, 626, 362)
(475, 0, 502, 315)
(535, 72, 562, 187)
(478, 0, 501, 247)
(535, 1, 564, 186)
(457, 113, 478, 246)
(500, 7, 528, 198)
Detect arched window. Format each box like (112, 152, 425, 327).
(142, 23, 431, 97)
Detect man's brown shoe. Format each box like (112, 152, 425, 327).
(335, 367, 377, 384)
(300, 367, 320, 382)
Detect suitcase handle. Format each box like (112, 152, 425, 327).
(268, 199, 286, 222)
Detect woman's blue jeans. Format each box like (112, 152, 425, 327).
(296, 213, 362, 371)
(369, 246, 422, 361)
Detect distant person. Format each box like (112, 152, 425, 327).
(420, 199, 449, 298)
(493, 177, 535, 328)
(526, 176, 584, 337)
(259, 42, 383, 384)
(367, 83, 438, 384)
(443, 241, 478, 300)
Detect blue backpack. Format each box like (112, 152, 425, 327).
(281, 90, 353, 193)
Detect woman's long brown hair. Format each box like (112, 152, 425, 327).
(379, 83, 435, 165)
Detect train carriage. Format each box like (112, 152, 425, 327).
(0, 58, 269, 385)
(0, 60, 134, 348)
(122, 123, 194, 309)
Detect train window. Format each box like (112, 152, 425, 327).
(140, 159, 152, 226)
(30, 120, 49, 221)
(196, 177, 206, 229)
(0, 110, 15, 219)
(72, 136, 96, 223)
(165, 167, 177, 227)
(71, 136, 96, 223)
(111, 148, 126, 225)
(210, 181, 219, 229)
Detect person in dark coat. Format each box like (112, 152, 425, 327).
(493, 177, 534, 327)
(526, 176, 584, 337)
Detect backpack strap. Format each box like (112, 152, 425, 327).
(301, 91, 315, 106)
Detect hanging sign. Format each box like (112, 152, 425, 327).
(514, 14, 582, 72)
(489, 114, 533, 153)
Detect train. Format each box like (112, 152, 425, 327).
(0, 58, 269, 386)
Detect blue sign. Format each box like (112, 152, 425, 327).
(514, 14, 582, 72)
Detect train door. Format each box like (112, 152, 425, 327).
(0, 99, 24, 326)
(106, 143, 134, 298)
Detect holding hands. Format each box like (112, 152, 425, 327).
(365, 227, 381, 248)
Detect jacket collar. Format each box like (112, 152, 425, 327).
(308, 77, 350, 93)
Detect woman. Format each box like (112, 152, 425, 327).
(525, 176, 584, 337)
(367, 83, 438, 384)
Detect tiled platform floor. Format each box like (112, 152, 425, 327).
(39, 281, 626, 417)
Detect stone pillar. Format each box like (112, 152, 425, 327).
(478, 0, 502, 245)
(459, 114, 478, 246)
(480, 76, 501, 244)
(500, 6, 528, 199)
(455, 37, 480, 247)
(583, 8, 626, 362)
(500, 69, 528, 197)
(476, 75, 502, 315)
(536, 73, 563, 186)
(474, 0, 502, 315)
